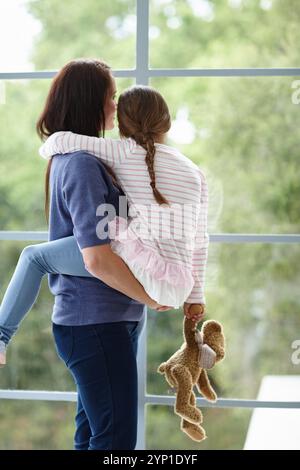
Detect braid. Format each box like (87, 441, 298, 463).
(144, 137, 169, 206)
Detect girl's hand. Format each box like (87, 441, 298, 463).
(183, 302, 206, 322)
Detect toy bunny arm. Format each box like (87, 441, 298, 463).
(183, 317, 198, 347)
(196, 369, 217, 402)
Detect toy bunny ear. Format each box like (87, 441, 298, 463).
(195, 331, 217, 369)
(199, 344, 217, 369)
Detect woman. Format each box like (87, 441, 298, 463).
(0, 58, 168, 450)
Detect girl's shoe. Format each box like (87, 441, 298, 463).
(0, 340, 6, 367)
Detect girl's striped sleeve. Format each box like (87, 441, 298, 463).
(185, 170, 209, 304)
(39, 131, 127, 167)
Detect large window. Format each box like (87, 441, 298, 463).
(0, 0, 299, 450)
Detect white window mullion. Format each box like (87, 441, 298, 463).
(136, 0, 150, 86)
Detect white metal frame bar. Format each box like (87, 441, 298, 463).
(1, 68, 300, 81)
(0, 390, 299, 410)
(1, 232, 299, 244)
(0, 0, 299, 450)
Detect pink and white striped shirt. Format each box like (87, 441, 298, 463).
(40, 132, 209, 304)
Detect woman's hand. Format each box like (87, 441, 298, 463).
(147, 298, 172, 312)
(183, 302, 206, 322)
(155, 305, 172, 312)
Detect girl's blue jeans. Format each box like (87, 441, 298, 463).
(0, 236, 93, 345)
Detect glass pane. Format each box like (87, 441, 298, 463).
(0, 400, 75, 449)
(0, 80, 50, 231)
(150, 0, 300, 68)
(0, 77, 133, 231)
(0, 0, 41, 72)
(0, 241, 75, 391)
(0, 0, 136, 72)
(150, 76, 300, 234)
(146, 405, 252, 449)
(147, 243, 300, 400)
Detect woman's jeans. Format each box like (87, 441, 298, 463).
(53, 320, 142, 450)
(0, 236, 92, 345)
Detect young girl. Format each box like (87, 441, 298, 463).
(40, 85, 209, 311)
(0, 85, 208, 367)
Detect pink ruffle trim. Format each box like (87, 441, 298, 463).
(108, 216, 194, 289)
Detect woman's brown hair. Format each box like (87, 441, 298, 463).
(117, 85, 171, 205)
(37, 58, 121, 221)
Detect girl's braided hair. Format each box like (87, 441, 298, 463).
(117, 85, 171, 205)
